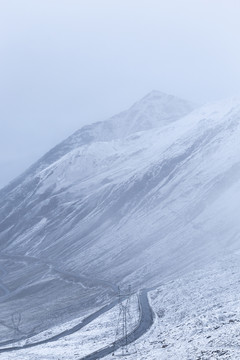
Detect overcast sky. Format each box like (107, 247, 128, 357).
(1, 0, 240, 189)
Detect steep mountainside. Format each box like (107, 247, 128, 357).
(1, 90, 195, 193)
(2, 96, 240, 283)
(0, 91, 197, 341)
(6, 253, 240, 359)
(1, 93, 240, 343)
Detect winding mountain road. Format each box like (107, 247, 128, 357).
(0, 253, 118, 294)
(0, 253, 154, 358)
(80, 289, 154, 360)
(0, 289, 154, 358)
(0, 252, 118, 348)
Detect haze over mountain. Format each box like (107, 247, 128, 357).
(1, 91, 240, 344)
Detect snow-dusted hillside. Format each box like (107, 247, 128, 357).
(0, 91, 196, 341)
(2, 96, 240, 281)
(1, 92, 240, 345)
(105, 253, 240, 360)
(4, 254, 240, 359)
(1, 90, 195, 191)
(0, 90, 197, 280)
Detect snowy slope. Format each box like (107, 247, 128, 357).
(1, 93, 240, 344)
(1, 90, 195, 191)
(104, 253, 240, 360)
(0, 91, 196, 341)
(4, 253, 240, 360)
(0, 90, 197, 271)
(2, 96, 240, 282)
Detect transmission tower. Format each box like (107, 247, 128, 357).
(113, 285, 137, 357)
(11, 312, 22, 343)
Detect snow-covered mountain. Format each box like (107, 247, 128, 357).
(0, 90, 196, 275)
(1, 91, 240, 343)
(1, 90, 195, 189)
(0, 90, 196, 341)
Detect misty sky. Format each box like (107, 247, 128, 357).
(1, 0, 240, 189)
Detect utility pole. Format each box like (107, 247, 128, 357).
(113, 285, 136, 357)
(11, 312, 22, 344)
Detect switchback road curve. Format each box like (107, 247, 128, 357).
(0, 289, 154, 358)
(80, 289, 154, 360)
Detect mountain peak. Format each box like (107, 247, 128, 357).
(142, 90, 167, 99)
(0, 91, 196, 193)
